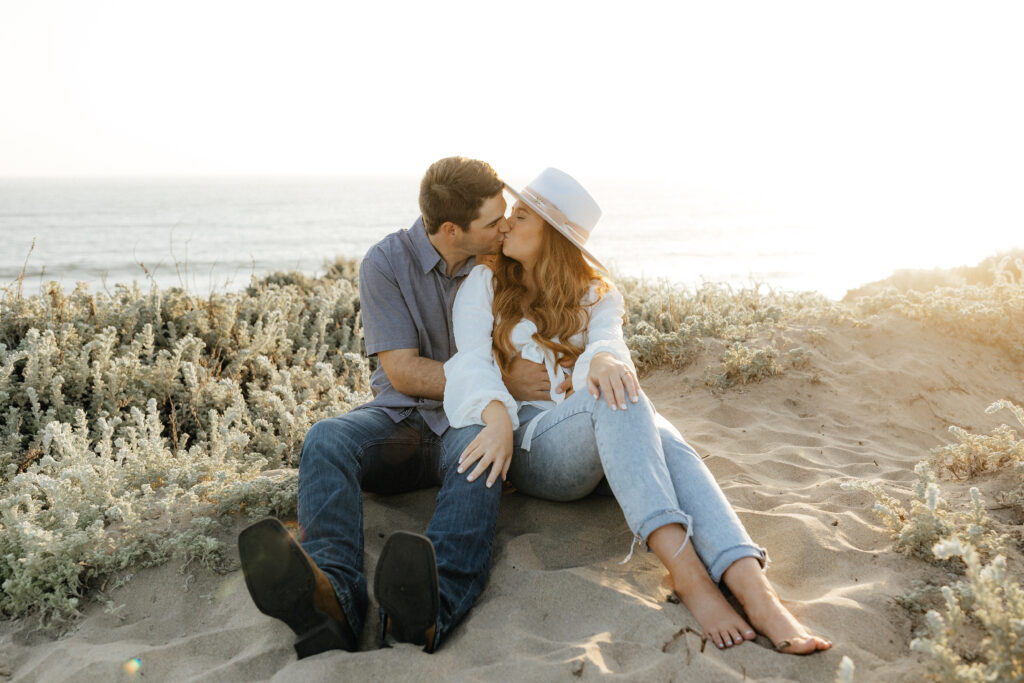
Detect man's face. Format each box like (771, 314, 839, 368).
(456, 193, 509, 256)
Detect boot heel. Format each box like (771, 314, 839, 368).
(294, 613, 353, 659)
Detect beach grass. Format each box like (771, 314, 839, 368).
(2, 252, 1024, 681)
(845, 399, 1024, 681)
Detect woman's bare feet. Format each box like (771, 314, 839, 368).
(649, 524, 756, 650)
(673, 573, 757, 649)
(722, 558, 832, 655)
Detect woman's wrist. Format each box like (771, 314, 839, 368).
(480, 400, 513, 431)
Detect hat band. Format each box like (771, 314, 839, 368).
(523, 186, 590, 245)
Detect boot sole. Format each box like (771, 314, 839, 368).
(374, 531, 439, 649)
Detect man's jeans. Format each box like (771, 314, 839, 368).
(508, 391, 765, 583)
(297, 408, 499, 646)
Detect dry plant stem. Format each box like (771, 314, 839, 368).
(721, 557, 832, 655)
(648, 523, 754, 650)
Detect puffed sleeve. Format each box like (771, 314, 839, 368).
(571, 282, 637, 392)
(443, 265, 520, 429)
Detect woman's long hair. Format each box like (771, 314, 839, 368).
(491, 224, 610, 375)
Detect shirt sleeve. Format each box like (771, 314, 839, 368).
(572, 282, 637, 392)
(359, 248, 419, 356)
(443, 265, 520, 429)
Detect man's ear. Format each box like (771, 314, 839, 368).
(439, 221, 461, 238)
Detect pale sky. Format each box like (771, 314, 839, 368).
(2, 0, 1023, 263)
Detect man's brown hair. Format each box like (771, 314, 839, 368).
(419, 157, 504, 235)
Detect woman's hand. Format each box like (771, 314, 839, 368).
(587, 352, 640, 411)
(458, 401, 514, 488)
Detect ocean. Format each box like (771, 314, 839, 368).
(0, 176, 1017, 300)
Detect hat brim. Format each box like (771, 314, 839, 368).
(504, 183, 608, 274)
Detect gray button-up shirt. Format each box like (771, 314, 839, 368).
(355, 217, 476, 435)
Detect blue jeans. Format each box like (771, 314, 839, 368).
(297, 408, 500, 647)
(508, 391, 765, 583)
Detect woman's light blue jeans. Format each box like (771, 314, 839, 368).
(508, 391, 765, 583)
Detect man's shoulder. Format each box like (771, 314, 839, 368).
(361, 225, 417, 275)
(366, 226, 412, 260)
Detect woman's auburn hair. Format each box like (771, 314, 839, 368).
(490, 225, 610, 375)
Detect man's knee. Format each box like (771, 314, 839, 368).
(440, 425, 484, 466)
(300, 416, 362, 468)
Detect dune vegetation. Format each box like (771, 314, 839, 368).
(2, 251, 1023, 680)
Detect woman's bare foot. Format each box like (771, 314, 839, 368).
(648, 524, 756, 649)
(722, 558, 832, 655)
(673, 574, 757, 650)
(743, 588, 831, 654)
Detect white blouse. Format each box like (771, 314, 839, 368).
(443, 265, 636, 450)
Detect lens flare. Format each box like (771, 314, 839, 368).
(122, 657, 142, 675)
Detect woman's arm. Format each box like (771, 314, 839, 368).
(572, 284, 641, 410)
(443, 265, 519, 430)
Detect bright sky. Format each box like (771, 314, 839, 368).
(2, 1, 1023, 267)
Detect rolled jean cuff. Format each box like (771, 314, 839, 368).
(707, 544, 768, 584)
(325, 572, 362, 637)
(635, 508, 692, 546)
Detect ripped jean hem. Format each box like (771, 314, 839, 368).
(635, 508, 692, 545)
(620, 508, 694, 564)
(707, 544, 769, 584)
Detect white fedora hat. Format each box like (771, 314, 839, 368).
(504, 168, 606, 272)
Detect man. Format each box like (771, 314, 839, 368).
(237, 157, 554, 657)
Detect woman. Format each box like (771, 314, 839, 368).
(443, 168, 831, 654)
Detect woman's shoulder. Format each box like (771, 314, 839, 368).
(584, 277, 621, 305)
(468, 263, 496, 284)
(457, 263, 496, 299)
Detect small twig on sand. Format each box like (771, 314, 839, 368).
(685, 626, 709, 653)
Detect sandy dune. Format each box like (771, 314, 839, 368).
(3, 312, 1022, 682)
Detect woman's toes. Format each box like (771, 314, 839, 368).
(777, 635, 832, 654)
(743, 628, 757, 641)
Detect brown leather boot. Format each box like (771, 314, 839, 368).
(239, 518, 357, 658)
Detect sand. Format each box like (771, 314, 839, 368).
(2, 312, 1022, 682)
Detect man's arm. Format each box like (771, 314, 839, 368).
(380, 349, 559, 403)
(502, 355, 550, 402)
(378, 348, 446, 401)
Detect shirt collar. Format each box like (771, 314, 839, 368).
(410, 217, 475, 278)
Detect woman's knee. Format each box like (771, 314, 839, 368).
(657, 420, 703, 463)
(591, 390, 658, 428)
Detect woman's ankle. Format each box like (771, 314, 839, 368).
(721, 557, 772, 605)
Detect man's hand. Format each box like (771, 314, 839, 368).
(503, 355, 551, 402)
(555, 356, 574, 398)
(587, 352, 640, 411)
